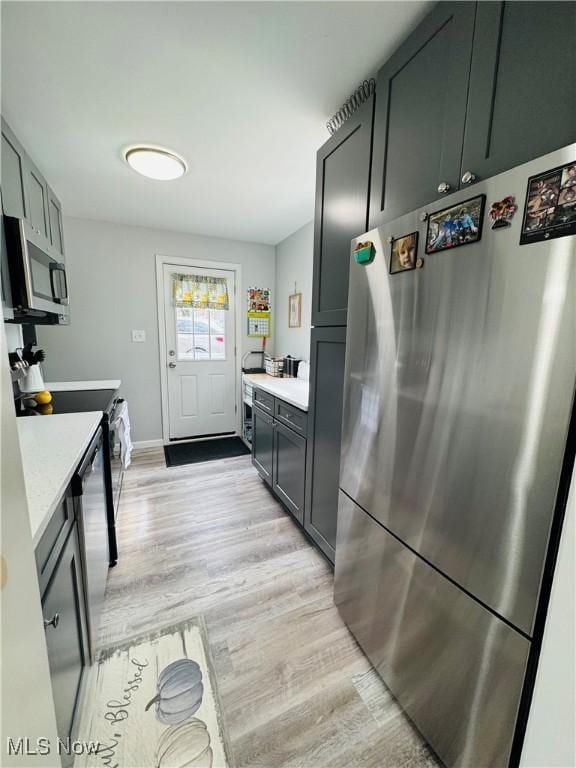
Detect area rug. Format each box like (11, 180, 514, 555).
(164, 437, 250, 468)
(76, 617, 232, 767)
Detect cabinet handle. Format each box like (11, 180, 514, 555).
(437, 181, 451, 194)
(461, 171, 477, 185)
(44, 613, 60, 630)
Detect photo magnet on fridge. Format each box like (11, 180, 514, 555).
(520, 161, 576, 244)
(389, 232, 418, 274)
(489, 196, 517, 229)
(425, 194, 486, 254)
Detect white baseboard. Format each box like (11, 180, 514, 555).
(132, 439, 164, 450)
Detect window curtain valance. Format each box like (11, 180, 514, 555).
(172, 273, 229, 310)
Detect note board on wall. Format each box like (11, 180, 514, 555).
(247, 287, 271, 338)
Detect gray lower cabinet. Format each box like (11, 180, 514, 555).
(252, 390, 308, 528)
(252, 403, 274, 485)
(272, 420, 306, 524)
(40, 521, 88, 758)
(304, 327, 347, 564)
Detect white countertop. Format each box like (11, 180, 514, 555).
(45, 379, 121, 392)
(244, 373, 309, 411)
(18, 412, 103, 546)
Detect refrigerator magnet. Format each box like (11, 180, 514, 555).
(354, 241, 375, 265)
(520, 161, 576, 244)
(425, 194, 486, 254)
(389, 232, 418, 274)
(489, 196, 517, 229)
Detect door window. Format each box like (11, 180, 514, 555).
(176, 307, 226, 361)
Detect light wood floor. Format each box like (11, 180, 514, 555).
(100, 449, 438, 768)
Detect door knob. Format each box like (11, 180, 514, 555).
(44, 613, 60, 629)
(461, 171, 477, 185)
(168, 349, 175, 357)
(168, 362, 176, 368)
(437, 181, 451, 194)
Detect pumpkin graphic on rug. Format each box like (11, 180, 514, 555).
(146, 658, 204, 725)
(156, 719, 213, 768)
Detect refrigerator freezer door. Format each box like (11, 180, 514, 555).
(335, 492, 531, 768)
(340, 145, 576, 636)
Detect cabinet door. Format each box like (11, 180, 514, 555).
(41, 525, 87, 748)
(312, 96, 374, 327)
(273, 420, 306, 524)
(1, 194, 14, 319)
(304, 327, 347, 563)
(1, 119, 27, 219)
(369, 2, 476, 226)
(252, 405, 274, 486)
(47, 186, 65, 258)
(461, 2, 576, 182)
(23, 156, 50, 242)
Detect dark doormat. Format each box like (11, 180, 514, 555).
(164, 436, 250, 467)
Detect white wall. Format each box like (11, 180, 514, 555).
(520, 465, 575, 767)
(274, 221, 313, 361)
(4, 323, 23, 352)
(37, 217, 275, 443)
(1, 323, 60, 766)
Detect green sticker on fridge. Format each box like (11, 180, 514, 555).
(354, 241, 375, 265)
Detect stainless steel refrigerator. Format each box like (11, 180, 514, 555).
(334, 145, 576, 767)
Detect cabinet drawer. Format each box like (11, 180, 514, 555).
(253, 387, 275, 414)
(274, 399, 307, 437)
(35, 488, 75, 594)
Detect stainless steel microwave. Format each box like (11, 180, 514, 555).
(3, 215, 69, 322)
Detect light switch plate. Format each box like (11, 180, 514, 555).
(131, 329, 146, 343)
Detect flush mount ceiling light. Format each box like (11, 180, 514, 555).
(124, 146, 187, 181)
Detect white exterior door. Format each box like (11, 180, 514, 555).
(163, 264, 237, 440)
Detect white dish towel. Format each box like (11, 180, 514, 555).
(113, 400, 133, 469)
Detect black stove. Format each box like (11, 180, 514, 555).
(16, 388, 117, 417)
(15, 386, 121, 566)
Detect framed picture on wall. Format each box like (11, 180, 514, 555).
(288, 292, 302, 328)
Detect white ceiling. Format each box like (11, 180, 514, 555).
(2, 1, 430, 245)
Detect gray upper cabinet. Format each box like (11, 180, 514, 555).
(461, 1, 576, 183)
(1, 195, 14, 320)
(312, 96, 374, 327)
(1, 118, 65, 258)
(369, 2, 476, 227)
(23, 155, 51, 242)
(1, 121, 28, 220)
(47, 186, 65, 258)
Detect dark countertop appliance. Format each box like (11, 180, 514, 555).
(283, 356, 301, 378)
